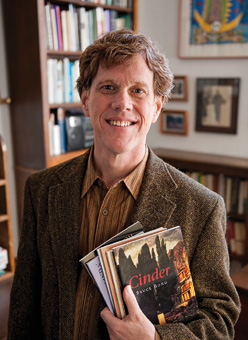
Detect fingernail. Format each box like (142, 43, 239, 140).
(126, 285, 132, 294)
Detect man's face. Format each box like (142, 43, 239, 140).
(81, 55, 163, 159)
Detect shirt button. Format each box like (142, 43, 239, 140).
(102, 209, 108, 216)
(89, 291, 95, 298)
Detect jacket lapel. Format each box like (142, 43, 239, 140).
(130, 149, 178, 231)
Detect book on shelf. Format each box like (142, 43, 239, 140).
(80, 223, 200, 325)
(227, 220, 246, 256)
(0, 247, 8, 273)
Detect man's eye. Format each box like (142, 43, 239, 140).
(134, 88, 145, 94)
(103, 85, 114, 90)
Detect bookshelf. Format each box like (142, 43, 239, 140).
(2, 0, 138, 226)
(153, 148, 248, 267)
(0, 136, 15, 279)
(0, 135, 15, 340)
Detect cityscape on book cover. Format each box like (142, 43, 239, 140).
(113, 227, 199, 324)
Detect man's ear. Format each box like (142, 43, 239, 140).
(81, 90, 90, 117)
(152, 96, 164, 123)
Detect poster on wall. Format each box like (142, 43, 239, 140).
(178, 0, 248, 58)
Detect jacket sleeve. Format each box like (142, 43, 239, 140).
(7, 176, 43, 340)
(155, 196, 241, 340)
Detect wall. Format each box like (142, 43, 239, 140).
(139, 0, 248, 158)
(0, 2, 19, 254)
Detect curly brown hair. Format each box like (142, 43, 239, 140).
(76, 29, 174, 102)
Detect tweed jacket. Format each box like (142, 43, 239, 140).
(8, 147, 240, 340)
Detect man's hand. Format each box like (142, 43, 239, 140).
(100, 285, 155, 340)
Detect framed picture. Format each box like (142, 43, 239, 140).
(160, 110, 188, 135)
(170, 76, 188, 101)
(195, 78, 240, 134)
(178, 0, 248, 58)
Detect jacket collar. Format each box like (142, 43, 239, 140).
(130, 148, 178, 231)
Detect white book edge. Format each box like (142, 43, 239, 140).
(86, 256, 115, 314)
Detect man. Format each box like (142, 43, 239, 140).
(8, 30, 240, 340)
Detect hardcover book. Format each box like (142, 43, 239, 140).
(112, 226, 199, 325)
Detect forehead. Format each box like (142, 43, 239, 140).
(93, 55, 154, 86)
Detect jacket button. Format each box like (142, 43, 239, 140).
(90, 291, 95, 298)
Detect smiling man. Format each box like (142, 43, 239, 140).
(8, 30, 240, 340)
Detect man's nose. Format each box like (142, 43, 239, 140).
(111, 90, 133, 111)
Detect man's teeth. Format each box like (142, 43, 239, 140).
(109, 120, 132, 127)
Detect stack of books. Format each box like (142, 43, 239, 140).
(80, 222, 199, 324)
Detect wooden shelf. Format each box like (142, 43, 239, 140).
(0, 215, 9, 223)
(153, 148, 248, 178)
(47, 148, 87, 167)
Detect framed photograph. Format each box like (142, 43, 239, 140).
(160, 110, 188, 135)
(195, 78, 240, 134)
(170, 76, 188, 101)
(178, 0, 248, 58)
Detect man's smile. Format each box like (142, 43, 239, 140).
(107, 120, 134, 127)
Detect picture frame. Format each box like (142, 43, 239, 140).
(195, 78, 240, 134)
(160, 110, 188, 135)
(170, 76, 188, 101)
(178, 0, 248, 59)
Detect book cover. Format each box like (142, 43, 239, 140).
(97, 228, 164, 319)
(112, 226, 199, 325)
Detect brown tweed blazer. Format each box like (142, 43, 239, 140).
(8, 148, 240, 340)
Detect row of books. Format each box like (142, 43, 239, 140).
(80, 222, 200, 324)
(84, 0, 133, 8)
(48, 108, 94, 156)
(47, 58, 80, 105)
(227, 220, 246, 256)
(186, 172, 248, 215)
(0, 247, 8, 275)
(45, 3, 132, 52)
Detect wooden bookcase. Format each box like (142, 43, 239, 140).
(0, 136, 15, 340)
(0, 136, 15, 279)
(2, 0, 138, 226)
(153, 148, 248, 267)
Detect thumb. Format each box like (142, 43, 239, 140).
(123, 285, 141, 316)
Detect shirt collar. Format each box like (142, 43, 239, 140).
(81, 146, 148, 200)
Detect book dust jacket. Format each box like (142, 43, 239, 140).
(112, 226, 199, 325)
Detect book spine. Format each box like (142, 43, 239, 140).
(57, 108, 67, 153)
(53, 124, 62, 156)
(48, 113, 55, 156)
(96, 248, 116, 315)
(54, 5, 63, 51)
(50, 6, 59, 50)
(63, 57, 70, 103)
(61, 9, 68, 51)
(107, 250, 126, 319)
(68, 4, 77, 51)
(45, 3, 54, 50)
(47, 59, 55, 104)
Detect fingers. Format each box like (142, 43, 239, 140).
(100, 307, 121, 329)
(123, 285, 142, 318)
